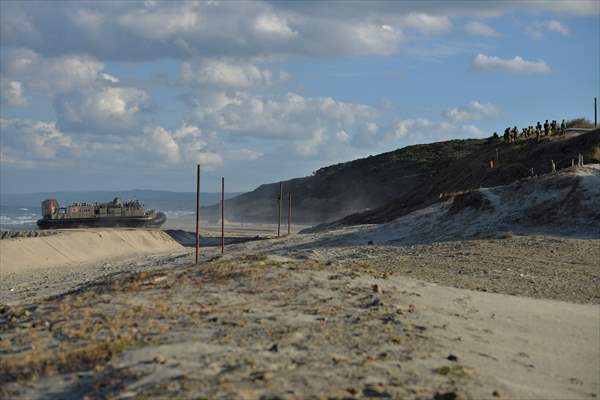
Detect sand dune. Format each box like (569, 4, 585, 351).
(0, 229, 182, 275)
(1, 167, 598, 398)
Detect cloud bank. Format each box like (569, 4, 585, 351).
(473, 53, 551, 74)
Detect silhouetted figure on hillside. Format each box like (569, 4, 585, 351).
(544, 120, 549, 136)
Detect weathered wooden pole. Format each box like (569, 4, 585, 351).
(277, 182, 283, 237)
(288, 193, 291, 235)
(195, 164, 200, 264)
(221, 177, 225, 254)
(595, 97, 597, 127)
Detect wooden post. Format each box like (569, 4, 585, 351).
(288, 193, 291, 235)
(195, 164, 200, 264)
(595, 97, 597, 127)
(277, 182, 282, 237)
(221, 177, 225, 254)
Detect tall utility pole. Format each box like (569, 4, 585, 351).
(277, 182, 283, 237)
(221, 177, 224, 254)
(195, 164, 200, 264)
(288, 193, 292, 235)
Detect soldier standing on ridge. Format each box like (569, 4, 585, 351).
(504, 127, 510, 143)
(512, 126, 518, 142)
(561, 119, 566, 135)
(544, 120, 550, 136)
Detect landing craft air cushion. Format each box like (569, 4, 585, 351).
(36, 197, 166, 229)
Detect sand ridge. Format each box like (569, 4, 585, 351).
(0, 229, 182, 275)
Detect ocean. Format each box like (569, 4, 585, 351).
(0, 205, 40, 229)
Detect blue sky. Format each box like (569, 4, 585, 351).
(1, 0, 598, 193)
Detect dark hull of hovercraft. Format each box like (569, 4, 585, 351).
(36, 212, 167, 230)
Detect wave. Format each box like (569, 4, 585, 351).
(0, 213, 39, 228)
(164, 210, 195, 217)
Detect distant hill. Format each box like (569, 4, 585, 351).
(203, 139, 489, 224)
(204, 129, 600, 226)
(319, 128, 600, 229)
(0, 190, 243, 211)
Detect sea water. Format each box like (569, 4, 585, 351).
(0, 205, 40, 230)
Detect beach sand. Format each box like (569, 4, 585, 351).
(1, 225, 599, 399)
(2, 165, 600, 398)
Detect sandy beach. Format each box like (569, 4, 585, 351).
(1, 225, 599, 399)
(2, 167, 599, 399)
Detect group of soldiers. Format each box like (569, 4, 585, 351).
(495, 119, 567, 143)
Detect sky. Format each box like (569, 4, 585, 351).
(0, 0, 598, 193)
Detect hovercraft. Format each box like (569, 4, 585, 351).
(36, 197, 166, 229)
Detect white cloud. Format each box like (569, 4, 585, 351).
(0, 78, 28, 106)
(472, 53, 551, 74)
(444, 101, 499, 122)
(340, 23, 405, 55)
(188, 91, 377, 143)
(141, 123, 224, 168)
(0, 1, 596, 63)
(527, 29, 545, 40)
(0, 118, 73, 163)
(181, 59, 276, 88)
(528, 19, 571, 39)
(254, 14, 297, 38)
(194, 152, 223, 167)
(101, 73, 120, 83)
(390, 118, 453, 140)
(387, 117, 486, 145)
(0, 117, 230, 169)
(227, 148, 263, 162)
(544, 20, 570, 35)
(336, 130, 350, 142)
(295, 128, 326, 156)
(1, 48, 105, 93)
(462, 124, 484, 136)
(143, 126, 181, 163)
(464, 21, 499, 37)
(184, 90, 379, 158)
(55, 87, 149, 134)
(117, 3, 201, 40)
(524, 0, 598, 16)
(397, 13, 452, 34)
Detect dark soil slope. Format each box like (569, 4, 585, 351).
(204, 140, 486, 224)
(205, 130, 599, 226)
(334, 129, 600, 226)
